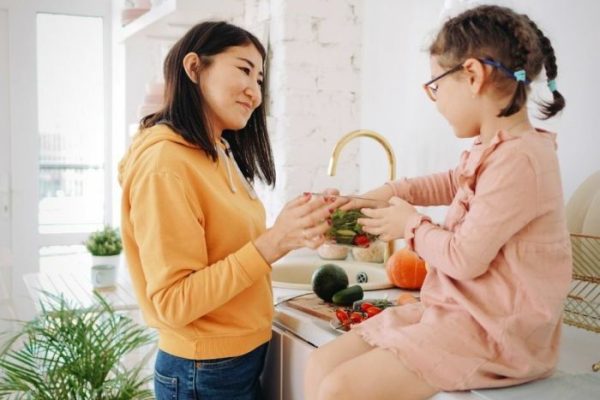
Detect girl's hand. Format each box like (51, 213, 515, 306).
(357, 196, 418, 242)
(254, 192, 346, 263)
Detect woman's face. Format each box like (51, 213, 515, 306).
(429, 56, 480, 139)
(198, 44, 264, 136)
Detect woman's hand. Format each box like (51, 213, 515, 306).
(254, 192, 347, 263)
(339, 184, 394, 211)
(357, 196, 418, 242)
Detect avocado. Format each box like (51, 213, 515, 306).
(332, 285, 364, 306)
(311, 263, 349, 302)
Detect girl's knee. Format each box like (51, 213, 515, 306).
(316, 369, 353, 400)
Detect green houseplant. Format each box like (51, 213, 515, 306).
(85, 225, 123, 257)
(85, 227, 123, 282)
(0, 293, 156, 399)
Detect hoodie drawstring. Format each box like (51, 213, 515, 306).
(217, 144, 237, 194)
(218, 138, 257, 200)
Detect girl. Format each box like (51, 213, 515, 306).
(305, 5, 571, 400)
(119, 21, 335, 399)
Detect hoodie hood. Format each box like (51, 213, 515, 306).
(118, 123, 256, 199)
(118, 124, 196, 187)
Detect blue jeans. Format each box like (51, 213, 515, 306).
(154, 342, 269, 400)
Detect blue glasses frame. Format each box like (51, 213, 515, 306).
(423, 58, 527, 101)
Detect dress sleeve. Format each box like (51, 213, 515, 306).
(387, 167, 460, 206)
(129, 171, 271, 328)
(406, 151, 537, 280)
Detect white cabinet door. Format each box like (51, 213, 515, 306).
(262, 327, 317, 400)
(282, 331, 316, 400)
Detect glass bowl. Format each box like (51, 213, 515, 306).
(351, 241, 385, 263)
(317, 243, 349, 260)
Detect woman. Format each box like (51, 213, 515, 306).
(119, 21, 335, 399)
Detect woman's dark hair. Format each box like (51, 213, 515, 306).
(429, 5, 565, 119)
(141, 21, 275, 186)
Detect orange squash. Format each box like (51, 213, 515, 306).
(386, 247, 427, 289)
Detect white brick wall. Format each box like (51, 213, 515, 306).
(244, 0, 364, 224)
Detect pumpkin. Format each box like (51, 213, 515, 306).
(385, 247, 427, 289)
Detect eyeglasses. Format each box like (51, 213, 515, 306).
(423, 58, 528, 102)
(422, 63, 464, 102)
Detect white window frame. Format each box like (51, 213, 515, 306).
(1, 0, 112, 318)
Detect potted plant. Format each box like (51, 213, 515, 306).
(0, 293, 155, 399)
(85, 225, 123, 269)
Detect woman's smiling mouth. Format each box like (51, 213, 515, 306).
(237, 101, 252, 112)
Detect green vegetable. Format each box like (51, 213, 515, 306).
(312, 264, 349, 302)
(352, 298, 394, 311)
(332, 284, 364, 306)
(327, 209, 378, 246)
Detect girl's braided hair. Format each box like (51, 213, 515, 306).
(429, 5, 565, 119)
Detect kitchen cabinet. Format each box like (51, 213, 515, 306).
(282, 329, 315, 400)
(263, 325, 316, 400)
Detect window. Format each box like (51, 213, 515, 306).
(36, 13, 105, 235)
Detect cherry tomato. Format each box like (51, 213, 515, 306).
(335, 308, 350, 324)
(359, 302, 374, 312)
(350, 311, 364, 324)
(353, 234, 370, 248)
(365, 306, 382, 318)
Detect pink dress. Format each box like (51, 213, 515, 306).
(353, 129, 572, 391)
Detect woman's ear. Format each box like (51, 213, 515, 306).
(462, 58, 486, 96)
(182, 52, 201, 84)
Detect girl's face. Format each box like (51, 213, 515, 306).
(198, 44, 264, 136)
(428, 56, 480, 139)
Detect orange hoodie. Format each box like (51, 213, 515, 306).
(118, 124, 273, 359)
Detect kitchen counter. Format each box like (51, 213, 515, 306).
(272, 285, 600, 399)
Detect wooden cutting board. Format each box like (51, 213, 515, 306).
(284, 293, 338, 321)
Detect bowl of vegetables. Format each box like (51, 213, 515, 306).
(331, 298, 397, 332)
(326, 209, 380, 248)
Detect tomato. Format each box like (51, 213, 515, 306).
(335, 308, 350, 324)
(359, 302, 374, 312)
(365, 306, 382, 318)
(350, 311, 364, 324)
(353, 234, 370, 248)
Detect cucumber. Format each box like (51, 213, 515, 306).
(335, 229, 357, 237)
(332, 285, 364, 306)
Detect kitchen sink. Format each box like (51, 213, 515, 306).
(271, 254, 393, 291)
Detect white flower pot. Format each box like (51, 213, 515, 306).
(91, 264, 117, 289)
(90, 254, 121, 288)
(91, 254, 121, 268)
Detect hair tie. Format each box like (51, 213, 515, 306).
(514, 70, 527, 82)
(479, 59, 531, 84)
(547, 79, 557, 92)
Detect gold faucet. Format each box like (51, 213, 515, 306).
(328, 129, 397, 260)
